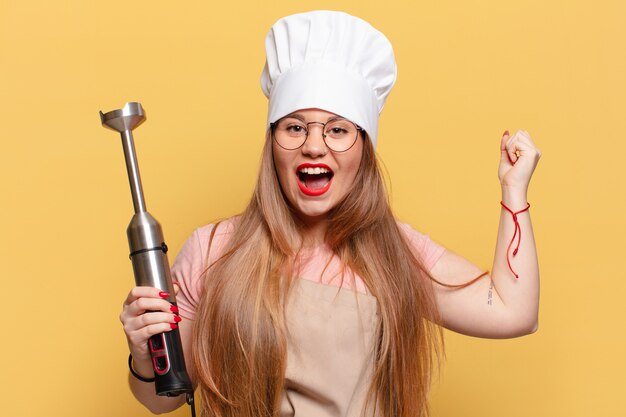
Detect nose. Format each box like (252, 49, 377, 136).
(301, 123, 328, 157)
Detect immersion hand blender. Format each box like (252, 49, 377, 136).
(99, 103, 194, 403)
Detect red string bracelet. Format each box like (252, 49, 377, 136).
(500, 201, 530, 279)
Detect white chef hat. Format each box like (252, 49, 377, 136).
(260, 10, 397, 148)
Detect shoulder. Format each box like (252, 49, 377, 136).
(174, 217, 238, 263)
(195, 215, 239, 239)
(395, 220, 431, 243)
(171, 216, 239, 319)
(193, 216, 238, 252)
(395, 220, 446, 271)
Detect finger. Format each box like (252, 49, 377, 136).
(500, 130, 515, 165)
(125, 311, 181, 332)
(505, 132, 520, 164)
(173, 282, 180, 295)
(516, 132, 542, 156)
(126, 322, 180, 348)
(500, 130, 510, 151)
(125, 297, 178, 318)
(509, 132, 541, 161)
(124, 286, 170, 306)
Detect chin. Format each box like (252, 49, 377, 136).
(292, 203, 333, 222)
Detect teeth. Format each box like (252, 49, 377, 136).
(298, 167, 330, 174)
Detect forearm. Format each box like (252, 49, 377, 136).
(431, 130, 541, 338)
(128, 354, 186, 414)
(490, 186, 540, 332)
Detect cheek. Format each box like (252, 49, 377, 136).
(345, 163, 361, 188)
(340, 147, 364, 186)
(272, 148, 292, 188)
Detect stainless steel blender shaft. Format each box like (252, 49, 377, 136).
(100, 102, 147, 214)
(100, 102, 173, 291)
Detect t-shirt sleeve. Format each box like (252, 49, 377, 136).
(171, 228, 208, 320)
(397, 222, 446, 271)
(171, 220, 235, 320)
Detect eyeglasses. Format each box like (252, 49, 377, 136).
(271, 116, 363, 153)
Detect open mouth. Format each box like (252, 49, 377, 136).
(296, 164, 334, 196)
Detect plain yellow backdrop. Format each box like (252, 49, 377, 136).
(1, 1, 624, 416)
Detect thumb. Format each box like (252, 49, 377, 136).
(173, 282, 180, 295)
(500, 130, 515, 165)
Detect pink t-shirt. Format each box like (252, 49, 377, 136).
(172, 218, 445, 320)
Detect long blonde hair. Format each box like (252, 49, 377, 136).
(192, 132, 443, 417)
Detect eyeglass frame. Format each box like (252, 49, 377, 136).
(270, 116, 364, 153)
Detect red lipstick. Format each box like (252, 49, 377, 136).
(296, 163, 333, 196)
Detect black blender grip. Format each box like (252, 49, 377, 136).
(148, 312, 191, 396)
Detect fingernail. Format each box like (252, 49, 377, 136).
(170, 323, 178, 329)
(170, 305, 179, 313)
(174, 316, 182, 323)
(502, 130, 509, 137)
(159, 291, 170, 298)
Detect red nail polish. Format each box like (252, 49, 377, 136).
(502, 130, 509, 137)
(170, 305, 179, 313)
(174, 316, 182, 323)
(159, 291, 170, 298)
(170, 323, 178, 329)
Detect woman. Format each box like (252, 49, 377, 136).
(120, 11, 541, 417)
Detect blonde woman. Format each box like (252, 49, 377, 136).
(119, 11, 541, 417)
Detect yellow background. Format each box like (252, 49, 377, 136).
(1, 0, 624, 416)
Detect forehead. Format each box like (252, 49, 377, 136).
(284, 108, 341, 122)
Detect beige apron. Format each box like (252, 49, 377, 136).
(281, 278, 380, 417)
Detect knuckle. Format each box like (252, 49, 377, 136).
(140, 313, 151, 327)
(129, 333, 143, 347)
(132, 329, 146, 343)
(136, 298, 148, 310)
(145, 324, 159, 336)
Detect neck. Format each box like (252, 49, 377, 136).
(298, 215, 328, 248)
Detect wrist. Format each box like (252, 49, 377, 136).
(129, 354, 155, 381)
(501, 186, 528, 209)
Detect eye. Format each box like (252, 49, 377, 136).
(329, 127, 348, 134)
(287, 124, 305, 133)
(325, 120, 355, 138)
(278, 119, 307, 136)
